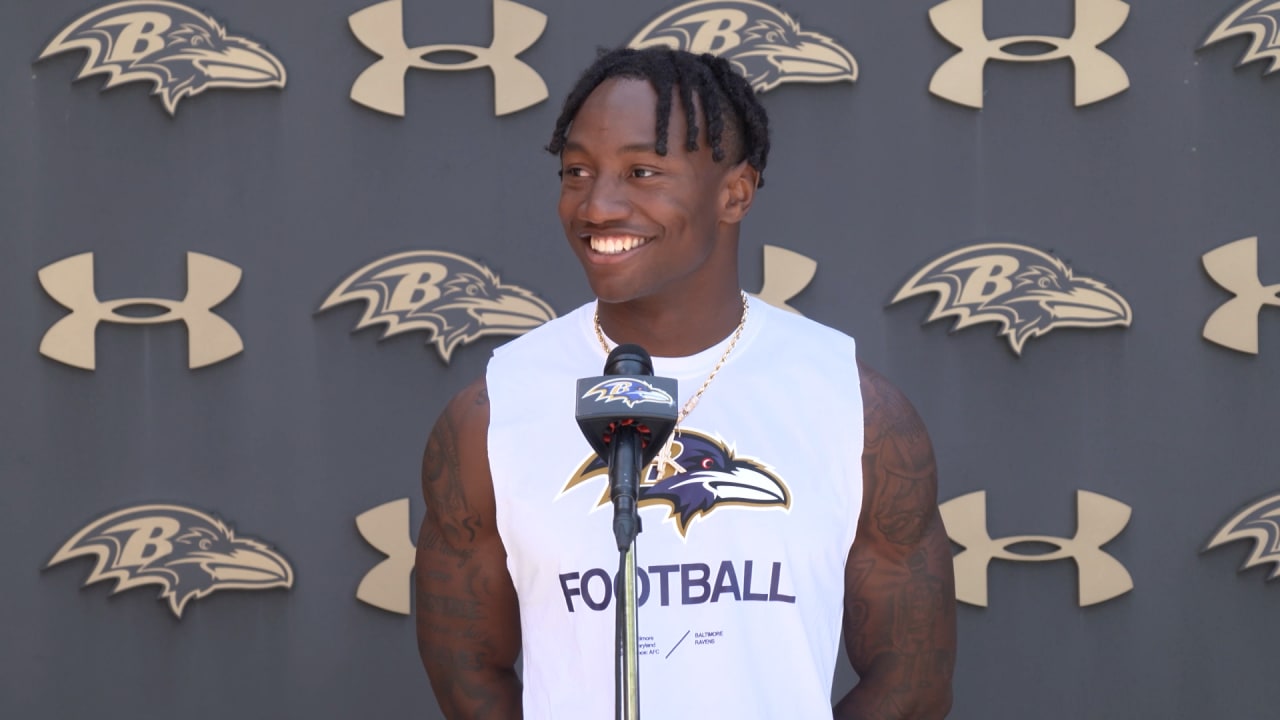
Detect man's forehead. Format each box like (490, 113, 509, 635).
(566, 77, 702, 147)
(581, 77, 676, 120)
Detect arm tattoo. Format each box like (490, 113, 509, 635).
(836, 364, 955, 719)
(417, 382, 522, 719)
(861, 373, 936, 546)
(423, 410, 472, 532)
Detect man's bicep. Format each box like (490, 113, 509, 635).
(841, 362, 955, 702)
(416, 379, 521, 677)
(856, 360, 939, 551)
(420, 379, 497, 556)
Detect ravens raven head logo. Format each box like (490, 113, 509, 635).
(629, 0, 856, 93)
(38, 1, 286, 115)
(319, 250, 557, 363)
(1203, 1, 1280, 75)
(1205, 493, 1280, 582)
(47, 504, 293, 618)
(564, 429, 790, 537)
(891, 243, 1132, 355)
(581, 378, 675, 409)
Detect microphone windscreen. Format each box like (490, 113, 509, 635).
(604, 344, 653, 376)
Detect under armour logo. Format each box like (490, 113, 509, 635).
(753, 244, 816, 316)
(38, 252, 243, 370)
(940, 490, 1133, 607)
(356, 499, 416, 614)
(348, 0, 548, 117)
(1203, 237, 1280, 355)
(928, 0, 1130, 108)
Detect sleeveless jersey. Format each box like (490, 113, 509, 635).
(486, 297, 863, 719)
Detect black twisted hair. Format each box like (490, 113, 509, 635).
(546, 46, 771, 187)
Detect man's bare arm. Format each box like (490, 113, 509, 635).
(416, 378, 522, 719)
(834, 361, 956, 720)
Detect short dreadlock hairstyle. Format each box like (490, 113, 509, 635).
(546, 46, 771, 187)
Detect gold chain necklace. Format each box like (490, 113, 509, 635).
(594, 291, 749, 476)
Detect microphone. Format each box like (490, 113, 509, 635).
(576, 344, 678, 550)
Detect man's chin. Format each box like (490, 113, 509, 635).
(586, 278, 653, 307)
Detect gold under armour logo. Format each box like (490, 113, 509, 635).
(355, 499, 415, 614)
(38, 252, 243, 370)
(752, 244, 816, 316)
(928, 0, 1130, 108)
(1203, 237, 1280, 355)
(348, 0, 548, 117)
(940, 490, 1133, 607)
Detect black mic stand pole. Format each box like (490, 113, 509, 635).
(575, 344, 676, 720)
(610, 425, 642, 720)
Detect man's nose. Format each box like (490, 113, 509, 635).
(578, 176, 629, 225)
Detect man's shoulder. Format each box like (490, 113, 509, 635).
(752, 298, 858, 357)
(491, 300, 593, 361)
(485, 301, 596, 416)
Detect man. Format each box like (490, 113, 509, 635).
(415, 47, 955, 719)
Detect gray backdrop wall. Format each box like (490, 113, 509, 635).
(3, 0, 1279, 718)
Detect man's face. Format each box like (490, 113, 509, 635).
(557, 77, 739, 306)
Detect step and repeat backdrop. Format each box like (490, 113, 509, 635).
(3, 0, 1279, 718)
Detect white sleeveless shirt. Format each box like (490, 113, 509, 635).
(487, 298, 863, 719)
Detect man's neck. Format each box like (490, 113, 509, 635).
(596, 285, 745, 358)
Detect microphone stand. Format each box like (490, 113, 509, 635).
(610, 426, 643, 720)
(575, 344, 675, 720)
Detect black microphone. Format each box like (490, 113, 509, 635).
(575, 344, 678, 551)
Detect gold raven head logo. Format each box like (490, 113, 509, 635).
(38, 1, 286, 115)
(891, 243, 1132, 355)
(629, 0, 856, 93)
(1203, 1, 1280, 76)
(1205, 493, 1280, 582)
(47, 504, 293, 618)
(319, 250, 557, 363)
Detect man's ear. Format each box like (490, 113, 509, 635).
(720, 161, 759, 224)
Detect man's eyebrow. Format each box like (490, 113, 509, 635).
(619, 142, 660, 155)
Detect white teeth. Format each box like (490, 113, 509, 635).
(589, 235, 648, 255)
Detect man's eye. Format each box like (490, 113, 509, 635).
(632, 168, 657, 178)
(561, 167, 588, 178)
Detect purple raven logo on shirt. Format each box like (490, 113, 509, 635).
(580, 378, 675, 409)
(563, 429, 790, 537)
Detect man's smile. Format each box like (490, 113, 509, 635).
(584, 234, 653, 256)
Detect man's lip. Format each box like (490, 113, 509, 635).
(577, 231, 652, 240)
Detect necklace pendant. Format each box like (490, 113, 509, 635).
(652, 434, 684, 479)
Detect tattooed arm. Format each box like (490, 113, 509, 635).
(834, 361, 956, 720)
(416, 378, 522, 719)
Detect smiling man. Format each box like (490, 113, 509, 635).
(414, 47, 956, 720)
